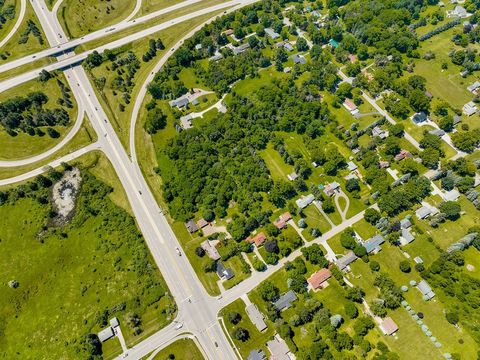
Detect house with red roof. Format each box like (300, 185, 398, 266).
(307, 268, 332, 290)
(273, 212, 292, 229)
(247, 232, 267, 247)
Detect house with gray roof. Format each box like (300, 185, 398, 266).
(295, 194, 315, 209)
(273, 290, 297, 311)
(363, 234, 385, 254)
(347, 161, 358, 172)
(248, 349, 267, 360)
(245, 304, 267, 332)
(170, 96, 190, 108)
(98, 326, 115, 342)
(411, 112, 428, 124)
(265, 28, 280, 40)
(429, 129, 445, 137)
(201, 240, 221, 261)
(417, 280, 435, 300)
(216, 262, 234, 280)
(416, 206, 432, 219)
(233, 43, 250, 55)
(400, 217, 412, 229)
(400, 228, 415, 245)
(267, 335, 292, 360)
(467, 81, 480, 93)
(292, 54, 307, 64)
(443, 189, 460, 202)
(335, 251, 358, 271)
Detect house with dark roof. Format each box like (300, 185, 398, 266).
(273, 290, 297, 311)
(429, 129, 445, 137)
(185, 220, 199, 233)
(216, 262, 234, 280)
(411, 112, 428, 124)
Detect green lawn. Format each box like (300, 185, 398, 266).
(0, 164, 175, 359)
(151, 338, 204, 360)
(0, 0, 18, 40)
(260, 143, 294, 181)
(220, 298, 275, 359)
(0, 74, 78, 160)
(0, 1, 48, 63)
(58, 0, 136, 38)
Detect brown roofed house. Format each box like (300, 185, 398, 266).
(307, 268, 332, 290)
(273, 212, 292, 229)
(197, 218, 209, 229)
(380, 317, 399, 336)
(247, 232, 267, 247)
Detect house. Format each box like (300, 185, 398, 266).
(170, 96, 189, 108)
(307, 268, 332, 290)
(274, 212, 292, 229)
(363, 234, 385, 254)
(209, 51, 223, 62)
(400, 217, 412, 229)
(195, 43, 202, 51)
(201, 240, 221, 261)
(335, 251, 358, 271)
(429, 129, 445, 137)
(197, 218, 209, 229)
(463, 101, 478, 116)
(324, 182, 340, 196)
(344, 173, 358, 181)
(180, 114, 193, 129)
(216, 261, 234, 280)
(416, 206, 433, 219)
(347, 161, 358, 172)
(185, 219, 199, 233)
(443, 189, 460, 202)
(329, 38, 340, 48)
(348, 54, 358, 63)
(223, 29, 234, 36)
(372, 126, 389, 139)
(273, 290, 297, 311)
(265, 28, 280, 40)
(248, 349, 267, 360)
(447, 5, 469, 18)
(453, 115, 462, 125)
(417, 280, 435, 300)
(192, 98, 199, 106)
(267, 334, 293, 360)
(400, 228, 415, 245)
(467, 81, 480, 94)
(98, 326, 115, 342)
(247, 232, 267, 247)
(380, 317, 399, 336)
(379, 160, 390, 169)
(233, 43, 250, 55)
(292, 54, 307, 64)
(395, 150, 412, 161)
(295, 194, 315, 209)
(411, 112, 428, 124)
(283, 42, 294, 51)
(343, 99, 359, 115)
(246, 304, 267, 332)
(287, 172, 298, 181)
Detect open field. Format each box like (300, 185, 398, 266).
(0, 155, 175, 359)
(0, 1, 47, 62)
(151, 338, 204, 359)
(138, 0, 181, 17)
(0, 73, 78, 160)
(58, 0, 136, 38)
(0, 0, 19, 41)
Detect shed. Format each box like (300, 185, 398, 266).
(380, 317, 399, 335)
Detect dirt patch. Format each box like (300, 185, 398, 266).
(51, 168, 82, 226)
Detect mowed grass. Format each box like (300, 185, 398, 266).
(151, 338, 204, 360)
(138, 0, 182, 17)
(219, 298, 275, 359)
(0, 1, 48, 62)
(0, 114, 96, 181)
(58, 0, 136, 38)
(0, 0, 19, 40)
(0, 165, 174, 358)
(0, 74, 78, 160)
(90, 8, 227, 153)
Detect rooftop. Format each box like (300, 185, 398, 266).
(417, 280, 435, 300)
(307, 268, 332, 289)
(363, 234, 385, 253)
(335, 251, 358, 270)
(245, 304, 267, 332)
(380, 317, 399, 335)
(273, 290, 297, 311)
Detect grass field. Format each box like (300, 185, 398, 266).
(151, 338, 204, 360)
(0, 1, 48, 62)
(58, 0, 136, 38)
(219, 298, 275, 359)
(0, 157, 175, 359)
(0, 114, 96, 182)
(0, 0, 19, 41)
(138, 0, 182, 17)
(0, 73, 78, 160)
